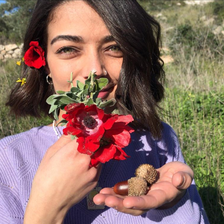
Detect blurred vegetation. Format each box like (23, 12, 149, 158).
(0, 0, 36, 44)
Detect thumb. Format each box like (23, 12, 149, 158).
(172, 171, 193, 190)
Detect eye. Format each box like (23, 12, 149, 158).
(56, 46, 79, 58)
(110, 45, 121, 52)
(106, 45, 123, 57)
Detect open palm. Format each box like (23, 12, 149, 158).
(93, 161, 193, 216)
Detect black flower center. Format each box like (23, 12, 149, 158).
(83, 116, 97, 129)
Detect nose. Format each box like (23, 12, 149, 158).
(83, 49, 105, 78)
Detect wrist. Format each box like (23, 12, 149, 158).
(24, 201, 68, 224)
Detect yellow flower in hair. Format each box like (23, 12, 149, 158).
(16, 78, 26, 86)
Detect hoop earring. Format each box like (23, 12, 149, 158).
(46, 74, 53, 85)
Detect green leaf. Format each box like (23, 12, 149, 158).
(71, 87, 80, 93)
(83, 84, 90, 95)
(85, 75, 91, 85)
(46, 95, 57, 105)
(98, 99, 116, 109)
(53, 109, 59, 120)
(95, 97, 101, 104)
(77, 80, 85, 90)
(71, 135, 76, 140)
(57, 90, 65, 94)
(59, 96, 75, 105)
(85, 98, 94, 106)
(49, 104, 59, 114)
(111, 108, 120, 115)
(97, 78, 108, 90)
(66, 92, 79, 101)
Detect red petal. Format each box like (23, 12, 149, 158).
(113, 146, 130, 160)
(103, 115, 117, 130)
(91, 144, 116, 165)
(29, 41, 39, 47)
(24, 42, 46, 69)
(77, 136, 100, 155)
(115, 114, 134, 124)
(63, 126, 82, 136)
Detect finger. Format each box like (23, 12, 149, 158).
(124, 181, 179, 210)
(100, 188, 115, 194)
(104, 195, 145, 216)
(172, 171, 193, 190)
(123, 191, 165, 210)
(44, 135, 73, 159)
(98, 188, 125, 199)
(93, 192, 108, 205)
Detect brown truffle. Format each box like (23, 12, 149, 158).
(128, 177, 148, 196)
(135, 164, 158, 185)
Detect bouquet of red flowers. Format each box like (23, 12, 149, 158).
(47, 72, 134, 167)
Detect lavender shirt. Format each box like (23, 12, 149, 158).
(0, 123, 209, 223)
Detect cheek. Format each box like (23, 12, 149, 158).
(47, 60, 76, 90)
(106, 60, 123, 81)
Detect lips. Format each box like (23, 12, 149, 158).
(98, 84, 115, 99)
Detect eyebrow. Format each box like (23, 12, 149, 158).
(101, 35, 115, 44)
(50, 35, 115, 45)
(51, 35, 83, 45)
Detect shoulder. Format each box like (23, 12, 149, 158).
(0, 126, 59, 186)
(0, 127, 40, 147)
(0, 126, 58, 171)
(161, 122, 179, 141)
(158, 122, 181, 150)
(152, 122, 183, 163)
(158, 122, 185, 163)
(0, 126, 57, 152)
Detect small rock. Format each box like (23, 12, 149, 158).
(7, 50, 14, 55)
(4, 54, 12, 59)
(1, 50, 6, 55)
(0, 45, 4, 51)
(14, 48, 21, 55)
(19, 43, 23, 49)
(5, 44, 18, 52)
(12, 53, 20, 58)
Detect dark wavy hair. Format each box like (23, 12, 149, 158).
(6, 0, 165, 138)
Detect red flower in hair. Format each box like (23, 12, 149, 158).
(24, 41, 46, 69)
(62, 103, 134, 167)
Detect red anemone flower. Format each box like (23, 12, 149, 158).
(24, 41, 46, 69)
(62, 103, 134, 167)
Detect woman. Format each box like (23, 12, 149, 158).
(0, 0, 209, 223)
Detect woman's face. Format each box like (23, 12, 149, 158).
(47, 1, 123, 101)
